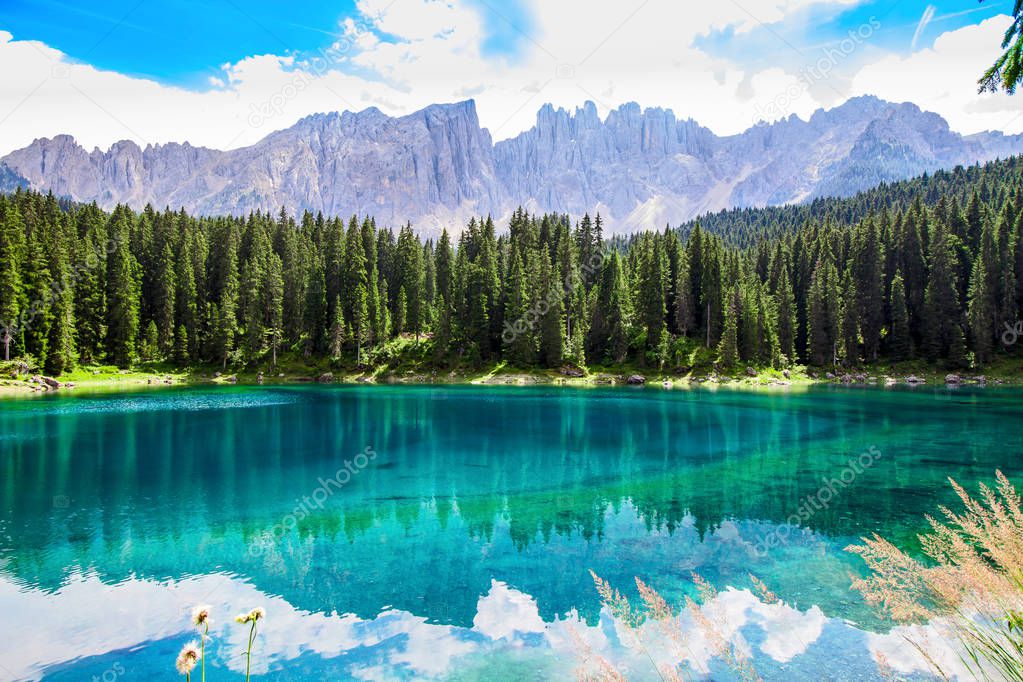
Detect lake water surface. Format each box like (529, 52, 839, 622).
(2, 384, 1021, 680)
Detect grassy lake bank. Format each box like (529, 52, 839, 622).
(3, 347, 1022, 398)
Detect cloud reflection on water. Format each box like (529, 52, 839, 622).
(1, 567, 962, 681)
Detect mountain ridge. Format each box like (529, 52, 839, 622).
(4, 95, 1022, 235)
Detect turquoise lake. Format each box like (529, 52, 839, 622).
(2, 384, 1022, 680)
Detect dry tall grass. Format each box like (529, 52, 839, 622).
(581, 570, 762, 681)
(847, 470, 1023, 681)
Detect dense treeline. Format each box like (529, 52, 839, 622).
(1, 156, 1022, 376)
(682, 158, 1023, 248)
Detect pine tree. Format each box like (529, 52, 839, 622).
(396, 224, 424, 340)
(105, 207, 141, 368)
(888, 271, 912, 361)
(353, 282, 369, 366)
(73, 204, 108, 364)
(922, 220, 966, 365)
(807, 258, 839, 366)
(151, 239, 176, 357)
(173, 324, 189, 366)
(394, 286, 407, 337)
(502, 249, 534, 365)
(264, 250, 284, 366)
(968, 255, 996, 364)
(854, 219, 883, 360)
(636, 237, 667, 358)
(23, 215, 54, 365)
(0, 199, 25, 361)
(241, 225, 269, 359)
(588, 251, 630, 363)
(699, 236, 723, 348)
(210, 222, 239, 369)
(140, 320, 159, 362)
(45, 227, 77, 375)
(329, 295, 346, 359)
(435, 229, 454, 308)
(718, 284, 740, 367)
(839, 268, 859, 365)
(174, 226, 198, 362)
(674, 247, 695, 337)
(538, 254, 564, 367)
(775, 264, 796, 364)
(900, 210, 928, 346)
(303, 251, 327, 355)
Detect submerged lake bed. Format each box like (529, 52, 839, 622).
(2, 384, 1021, 680)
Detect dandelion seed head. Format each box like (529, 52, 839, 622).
(175, 641, 200, 675)
(191, 604, 211, 626)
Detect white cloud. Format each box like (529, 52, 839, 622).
(0, 569, 968, 681)
(850, 15, 1023, 136)
(0, 2, 1019, 157)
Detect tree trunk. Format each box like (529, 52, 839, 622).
(705, 303, 711, 347)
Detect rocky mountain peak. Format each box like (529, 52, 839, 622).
(3, 97, 1022, 235)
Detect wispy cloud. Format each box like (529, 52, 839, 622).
(911, 4, 936, 50)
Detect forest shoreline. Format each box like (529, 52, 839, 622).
(2, 357, 1020, 398)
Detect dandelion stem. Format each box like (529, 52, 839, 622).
(201, 622, 207, 682)
(245, 619, 257, 682)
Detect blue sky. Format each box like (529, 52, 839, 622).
(697, 0, 1011, 70)
(0, 0, 1003, 87)
(0, 0, 1019, 154)
(0, 0, 532, 88)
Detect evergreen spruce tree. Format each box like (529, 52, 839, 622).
(674, 247, 695, 337)
(588, 251, 630, 363)
(353, 282, 369, 366)
(174, 227, 198, 362)
(173, 324, 189, 366)
(888, 271, 912, 361)
(922, 221, 966, 365)
(775, 264, 797, 364)
(636, 237, 667, 358)
(854, 219, 884, 360)
(502, 249, 534, 365)
(23, 215, 54, 365)
(538, 255, 564, 367)
(394, 286, 407, 337)
(210, 222, 239, 369)
(303, 252, 327, 356)
(45, 228, 77, 375)
(0, 199, 25, 361)
(396, 224, 425, 340)
(329, 295, 346, 359)
(968, 254, 996, 365)
(74, 204, 108, 364)
(807, 258, 839, 366)
(839, 268, 859, 365)
(105, 207, 141, 368)
(718, 284, 740, 367)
